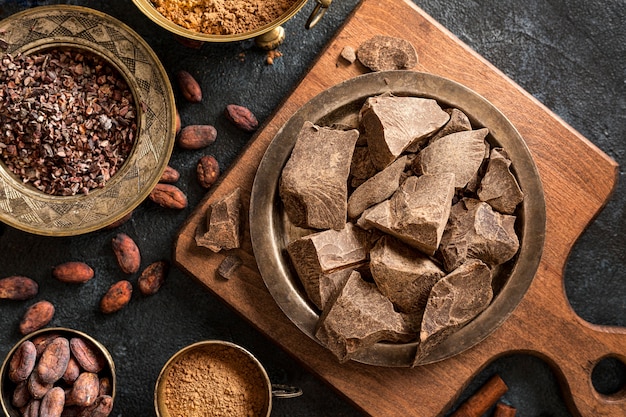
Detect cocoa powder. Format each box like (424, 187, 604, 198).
(163, 345, 268, 417)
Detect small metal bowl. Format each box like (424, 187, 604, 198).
(0, 327, 116, 417)
(0, 5, 176, 236)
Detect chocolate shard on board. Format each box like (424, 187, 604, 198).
(477, 148, 524, 214)
(360, 95, 449, 170)
(315, 271, 416, 362)
(413, 259, 493, 365)
(356, 35, 418, 72)
(195, 188, 242, 252)
(280, 121, 359, 230)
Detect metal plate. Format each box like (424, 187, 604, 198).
(250, 71, 546, 367)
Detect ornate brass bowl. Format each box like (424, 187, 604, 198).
(250, 71, 546, 367)
(0, 6, 176, 236)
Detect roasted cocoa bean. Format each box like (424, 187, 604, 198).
(40, 386, 65, 417)
(99, 280, 132, 314)
(149, 183, 188, 209)
(0, 276, 38, 300)
(23, 399, 41, 417)
(175, 110, 181, 135)
(12, 380, 31, 408)
(28, 372, 52, 399)
(225, 104, 258, 132)
(98, 377, 112, 397)
(177, 125, 217, 150)
(137, 260, 169, 296)
(9, 340, 37, 382)
(78, 395, 113, 417)
(176, 70, 202, 103)
(66, 372, 99, 407)
(196, 155, 220, 189)
(20, 301, 55, 335)
(69, 338, 105, 373)
(36, 337, 70, 384)
(52, 262, 94, 284)
(159, 165, 180, 184)
(61, 357, 81, 384)
(111, 233, 141, 274)
(32, 333, 62, 357)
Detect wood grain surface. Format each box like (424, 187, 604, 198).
(173, 0, 626, 415)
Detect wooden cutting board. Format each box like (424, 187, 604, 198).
(173, 0, 626, 415)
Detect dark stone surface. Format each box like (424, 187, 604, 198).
(0, 0, 623, 416)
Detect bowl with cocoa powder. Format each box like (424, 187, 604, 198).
(0, 5, 176, 236)
(0, 327, 116, 417)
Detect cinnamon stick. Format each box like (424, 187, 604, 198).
(493, 402, 516, 417)
(450, 374, 508, 417)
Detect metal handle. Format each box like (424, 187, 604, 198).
(271, 384, 303, 399)
(305, 0, 332, 29)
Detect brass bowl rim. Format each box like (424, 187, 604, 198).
(250, 70, 547, 367)
(0, 5, 176, 236)
(154, 340, 273, 417)
(131, 0, 309, 42)
(0, 327, 116, 417)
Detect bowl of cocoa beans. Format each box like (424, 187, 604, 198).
(0, 327, 116, 417)
(0, 5, 176, 236)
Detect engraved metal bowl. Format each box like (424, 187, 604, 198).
(0, 327, 116, 417)
(250, 70, 546, 367)
(0, 5, 176, 236)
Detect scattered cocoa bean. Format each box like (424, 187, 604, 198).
(66, 372, 99, 407)
(175, 110, 181, 135)
(12, 380, 31, 408)
(28, 371, 52, 399)
(177, 125, 217, 150)
(159, 165, 180, 184)
(36, 337, 70, 384)
(40, 386, 65, 417)
(111, 233, 141, 274)
(104, 211, 133, 229)
(149, 183, 188, 209)
(52, 262, 94, 284)
(196, 155, 220, 188)
(176, 70, 202, 103)
(69, 338, 105, 373)
(137, 260, 169, 296)
(20, 300, 55, 335)
(99, 280, 132, 314)
(224, 104, 258, 132)
(9, 340, 37, 382)
(62, 357, 81, 384)
(0, 276, 39, 300)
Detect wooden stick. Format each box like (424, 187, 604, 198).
(450, 375, 509, 417)
(493, 402, 517, 417)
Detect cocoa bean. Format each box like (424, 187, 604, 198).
(23, 399, 41, 417)
(36, 337, 70, 384)
(177, 125, 217, 150)
(40, 386, 65, 417)
(176, 70, 202, 103)
(61, 357, 81, 384)
(60, 406, 82, 417)
(66, 372, 99, 407)
(98, 377, 112, 397)
(32, 333, 62, 356)
(28, 372, 52, 399)
(111, 233, 141, 274)
(99, 280, 132, 314)
(69, 338, 105, 373)
(0, 276, 38, 300)
(159, 165, 180, 184)
(20, 301, 55, 335)
(12, 380, 31, 408)
(175, 110, 181, 135)
(225, 104, 258, 132)
(78, 395, 112, 417)
(137, 260, 169, 296)
(52, 262, 94, 284)
(9, 340, 37, 382)
(149, 183, 188, 209)
(196, 155, 220, 189)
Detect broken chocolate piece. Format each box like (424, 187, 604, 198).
(439, 198, 520, 272)
(414, 259, 493, 365)
(280, 121, 359, 230)
(217, 255, 243, 280)
(414, 128, 489, 188)
(195, 188, 242, 252)
(356, 35, 418, 72)
(370, 235, 445, 314)
(350, 146, 378, 181)
(477, 148, 524, 214)
(361, 173, 456, 255)
(315, 271, 416, 362)
(340, 45, 357, 64)
(360, 95, 450, 170)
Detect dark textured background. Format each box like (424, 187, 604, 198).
(0, 0, 624, 416)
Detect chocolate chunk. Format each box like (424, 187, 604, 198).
(287, 223, 370, 309)
(439, 198, 520, 272)
(361, 95, 449, 170)
(370, 235, 445, 314)
(349, 146, 378, 180)
(280, 121, 359, 230)
(315, 271, 416, 362)
(477, 148, 524, 214)
(414, 259, 493, 365)
(356, 35, 418, 72)
(195, 188, 242, 252)
(340, 45, 357, 64)
(360, 173, 456, 255)
(217, 255, 243, 280)
(415, 128, 489, 188)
